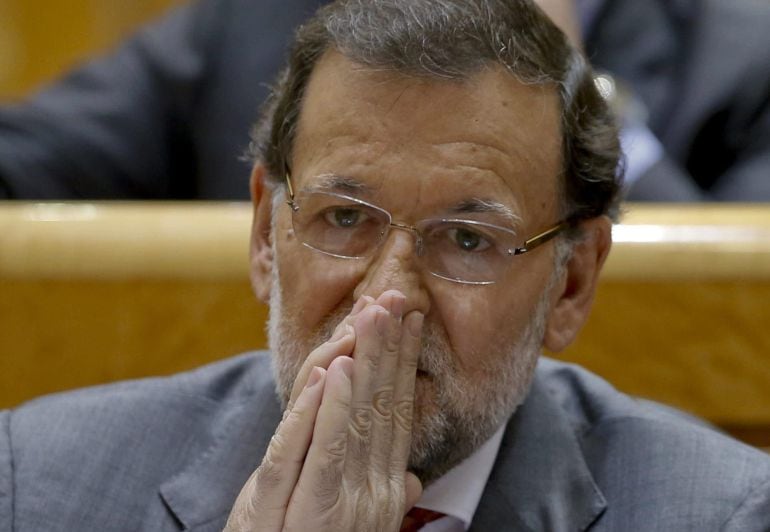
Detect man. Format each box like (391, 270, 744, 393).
(2, 1, 770, 530)
(1, 0, 769, 200)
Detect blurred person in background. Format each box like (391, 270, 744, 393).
(0, 0, 768, 200)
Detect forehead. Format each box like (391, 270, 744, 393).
(291, 51, 564, 224)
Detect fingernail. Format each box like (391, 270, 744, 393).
(408, 312, 424, 337)
(305, 366, 325, 389)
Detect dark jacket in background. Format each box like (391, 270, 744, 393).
(0, 0, 768, 200)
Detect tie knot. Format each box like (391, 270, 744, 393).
(400, 507, 446, 532)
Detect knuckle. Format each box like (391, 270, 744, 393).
(384, 342, 400, 360)
(393, 399, 414, 431)
(268, 431, 289, 457)
(254, 458, 282, 491)
(399, 352, 419, 371)
(323, 435, 348, 460)
(280, 403, 293, 423)
(268, 422, 300, 450)
(347, 428, 369, 464)
(361, 349, 380, 373)
(372, 387, 394, 420)
(381, 319, 401, 350)
(288, 399, 311, 420)
(349, 406, 372, 439)
(262, 429, 301, 470)
(384, 331, 401, 354)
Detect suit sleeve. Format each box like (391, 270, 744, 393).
(0, 411, 13, 530)
(0, 0, 220, 199)
(721, 478, 770, 531)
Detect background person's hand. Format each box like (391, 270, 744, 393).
(225, 291, 424, 531)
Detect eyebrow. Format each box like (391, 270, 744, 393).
(303, 174, 371, 195)
(450, 198, 522, 226)
(302, 174, 521, 225)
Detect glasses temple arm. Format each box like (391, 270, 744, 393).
(513, 221, 570, 255)
(284, 171, 299, 211)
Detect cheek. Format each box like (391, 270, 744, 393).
(274, 218, 363, 333)
(437, 293, 510, 372)
(434, 271, 549, 371)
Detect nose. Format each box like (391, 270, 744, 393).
(388, 222, 424, 255)
(353, 227, 431, 316)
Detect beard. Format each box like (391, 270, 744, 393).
(267, 256, 553, 484)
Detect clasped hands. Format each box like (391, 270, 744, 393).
(225, 290, 425, 531)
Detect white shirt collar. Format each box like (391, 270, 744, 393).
(413, 421, 507, 531)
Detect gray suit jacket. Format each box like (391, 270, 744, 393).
(2, 352, 770, 531)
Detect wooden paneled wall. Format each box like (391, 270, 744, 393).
(1, 202, 769, 447)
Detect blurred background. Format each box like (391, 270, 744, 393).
(0, 0, 182, 101)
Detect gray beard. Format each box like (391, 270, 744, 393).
(267, 257, 551, 485)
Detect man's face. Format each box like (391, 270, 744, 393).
(262, 51, 565, 481)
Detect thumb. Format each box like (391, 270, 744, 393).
(403, 471, 423, 514)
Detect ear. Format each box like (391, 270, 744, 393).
(249, 164, 274, 304)
(543, 216, 612, 352)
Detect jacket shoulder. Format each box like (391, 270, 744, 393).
(538, 358, 770, 530)
(2, 351, 275, 530)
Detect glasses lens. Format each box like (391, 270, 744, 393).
(292, 191, 390, 258)
(419, 219, 517, 284)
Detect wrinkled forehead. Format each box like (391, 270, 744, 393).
(290, 50, 564, 224)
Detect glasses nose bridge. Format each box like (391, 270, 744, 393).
(386, 221, 424, 256)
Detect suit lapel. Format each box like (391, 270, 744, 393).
(469, 373, 607, 531)
(158, 379, 283, 531)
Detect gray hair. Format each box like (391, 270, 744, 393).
(249, 0, 623, 223)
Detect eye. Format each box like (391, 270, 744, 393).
(323, 207, 368, 228)
(448, 227, 492, 252)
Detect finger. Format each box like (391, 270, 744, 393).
(328, 295, 373, 343)
(288, 331, 355, 408)
(287, 295, 374, 408)
(367, 294, 406, 472)
(374, 290, 405, 321)
(342, 304, 389, 482)
(390, 311, 423, 473)
(286, 356, 354, 521)
(225, 367, 326, 532)
(403, 472, 424, 515)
